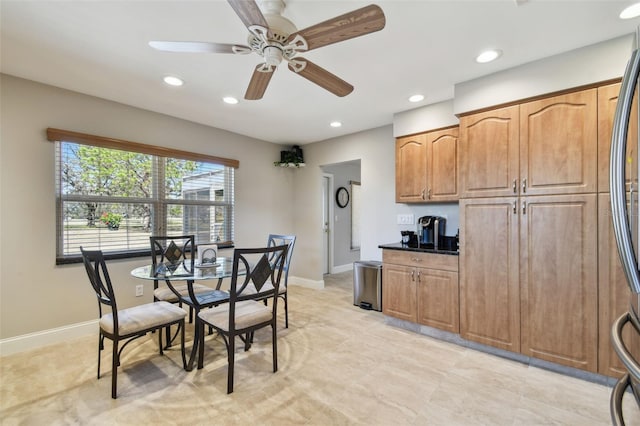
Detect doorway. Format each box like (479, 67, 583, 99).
(321, 160, 361, 274)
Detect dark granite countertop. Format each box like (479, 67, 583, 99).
(379, 242, 459, 256)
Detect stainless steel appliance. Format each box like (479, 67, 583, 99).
(610, 30, 640, 425)
(417, 216, 446, 249)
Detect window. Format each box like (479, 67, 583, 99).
(49, 128, 237, 264)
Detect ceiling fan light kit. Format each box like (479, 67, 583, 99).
(149, 0, 386, 100)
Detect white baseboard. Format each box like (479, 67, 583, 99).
(0, 319, 98, 356)
(332, 263, 354, 274)
(288, 275, 324, 290)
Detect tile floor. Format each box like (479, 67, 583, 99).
(1, 271, 639, 425)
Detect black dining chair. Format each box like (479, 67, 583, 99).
(80, 248, 187, 399)
(150, 235, 213, 324)
(196, 244, 288, 393)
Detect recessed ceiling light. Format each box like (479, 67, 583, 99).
(409, 94, 424, 103)
(620, 2, 640, 19)
(330, 121, 342, 128)
(223, 96, 238, 104)
(163, 75, 184, 86)
(476, 49, 502, 64)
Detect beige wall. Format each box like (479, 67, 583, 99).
(0, 74, 294, 342)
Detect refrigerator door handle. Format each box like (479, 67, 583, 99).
(610, 48, 640, 294)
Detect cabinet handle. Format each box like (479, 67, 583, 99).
(522, 200, 527, 215)
(416, 271, 421, 282)
(411, 270, 415, 281)
(513, 179, 517, 193)
(513, 202, 517, 214)
(522, 178, 527, 193)
(428, 188, 432, 199)
(411, 257, 422, 262)
(421, 189, 426, 200)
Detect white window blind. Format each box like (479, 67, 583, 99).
(52, 131, 236, 263)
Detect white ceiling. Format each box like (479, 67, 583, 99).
(1, 0, 639, 145)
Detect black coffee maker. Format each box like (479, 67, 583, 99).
(418, 216, 446, 249)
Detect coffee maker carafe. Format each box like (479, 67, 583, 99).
(417, 216, 446, 249)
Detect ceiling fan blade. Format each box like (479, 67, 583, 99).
(288, 58, 353, 97)
(288, 4, 385, 52)
(149, 41, 250, 54)
(245, 64, 275, 100)
(227, 0, 268, 30)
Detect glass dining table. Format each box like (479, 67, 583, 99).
(131, 257, 245, 371)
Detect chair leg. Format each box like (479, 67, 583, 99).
(158, 327, 164, 355)
(164, 325, 171, 349)
(180, 319, 187, 370)
(197, 318, 206, 370)
(97, 332, 103, 379)
(111, 339, 119, 399)
(272, 323, 278, 373)
(227, 335, 235, 394)
(283, 292, 288, 328)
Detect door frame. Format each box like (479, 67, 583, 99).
(322, 173, 335, 274)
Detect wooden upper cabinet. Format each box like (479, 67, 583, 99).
(460, 105, 520, 198)
(520, 89, 597, 195)
(426, 126, 459, 201)
(396, 134, 427, 202)
(597, 83, 638, 192)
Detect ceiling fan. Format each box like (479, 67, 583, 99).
(149, 0, 386, 100)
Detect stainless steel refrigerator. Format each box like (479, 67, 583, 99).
(610, 30, 640, 424)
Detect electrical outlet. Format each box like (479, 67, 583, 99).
(135, 284, 144, 297)
(397, 214, 415, 225)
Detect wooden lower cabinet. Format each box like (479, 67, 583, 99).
(520, 194, 598, 372)
(461, 194, 598, 372)
(459, 197, 520, 352)
(382, 250, 459, 332)
(416, 267, 459, 333)
(382, 263, 417, 322)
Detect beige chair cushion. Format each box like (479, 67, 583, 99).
(198, 300, 272, 332)
(154, 283, 213, 302)
(100, 301, 187, 336)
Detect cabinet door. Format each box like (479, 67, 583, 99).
(520, 89, 597, 195)
(426, 126, 459, 202)
(460, 105, 519, 198)
(382, 263, 417, 322)
(597, 83, 638, 193)
(598, 193, 640, 377)
(520, 194, 598, 372)
(396, 134, 427, 203)
(459, 197, 520, 352)
(416, 267, 459, 333)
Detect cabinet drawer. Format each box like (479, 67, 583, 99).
(383, 250, 458, 272)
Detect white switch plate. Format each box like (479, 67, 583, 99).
(397, 214, 414, 225)
(135, 284, 144, 297)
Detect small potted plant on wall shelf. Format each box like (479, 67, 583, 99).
(274, 145, 305, 168)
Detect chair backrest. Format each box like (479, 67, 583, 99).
(80, 247, 118, 325)
(150, 235, 195, 274)
(267, 234, 296, 276)
(229, 245, 289, 323)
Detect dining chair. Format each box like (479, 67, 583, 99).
(266, 234, 296, 328)
(80, 248, 187, 399)
(196, 244, 289, 393)
(150, 235, 213, 324)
